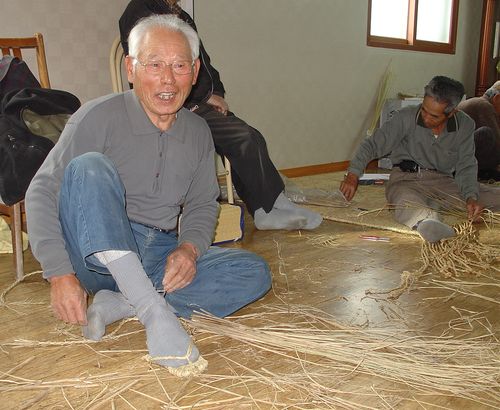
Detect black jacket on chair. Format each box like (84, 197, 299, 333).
(0, 87, 80, 205)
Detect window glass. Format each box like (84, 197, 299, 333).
(367, 0, 458, 54)
(370, 0, 408, 39)
(416, 0, 453, 43)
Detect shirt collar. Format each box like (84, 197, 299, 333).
(123, 90, 186, 142)
(416, 105, 458, 132)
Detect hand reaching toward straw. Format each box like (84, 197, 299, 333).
(49, 273, 88, 325)
(163, 242, 198, 293)
(466, 197, 484, 221)
(339, 172, 359, 202)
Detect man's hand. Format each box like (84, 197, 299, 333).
(163, 242, 199, 293)
(339, 172, 359, 201)
(466, 197, 484, 221)
(49, 273, 87, 325)
(207, 94, 229, 115)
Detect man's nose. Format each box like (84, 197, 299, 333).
(160, 65, 176, 84)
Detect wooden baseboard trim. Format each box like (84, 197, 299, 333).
(279, 161, 350, 178)
(280, 160, 379, 178)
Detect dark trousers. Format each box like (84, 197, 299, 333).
(192, 103, 284, 215)
(475, 126, 500, 172)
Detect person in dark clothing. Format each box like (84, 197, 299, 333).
(119, 0, 322, 231)
(457, 81, 500, 181)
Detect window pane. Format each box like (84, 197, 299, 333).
(416, 0, 452, 43)
(370, 0, 408, 39)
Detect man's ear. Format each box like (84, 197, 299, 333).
(191, 58, 201, 85)
(125, 56, 135, 84)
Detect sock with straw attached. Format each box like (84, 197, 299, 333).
(92, 250, 207, 376)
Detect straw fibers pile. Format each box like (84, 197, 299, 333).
(2, 301, 499, 409)
(364, 219, 499, 302)
(1, 172, 498, 408)
(188, 305, 500, 409)
(288, 172, 500, 240)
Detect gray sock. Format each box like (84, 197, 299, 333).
(416, 219, 455, 243)
(95, 251, 204, 373)
(82, 289, 135, 341)
(272, 192, 323, 229)
(254, 207, 308, 230)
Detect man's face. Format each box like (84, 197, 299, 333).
(420, 96, 451, 130)
(125, 28, 200, 129)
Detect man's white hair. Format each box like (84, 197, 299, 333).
(128, 14, 200, 61)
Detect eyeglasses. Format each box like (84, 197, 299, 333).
(134, 59, 194, 76)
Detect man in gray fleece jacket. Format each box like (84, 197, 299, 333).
(25, 15, 271, 377)
(340, 76, 499, 243)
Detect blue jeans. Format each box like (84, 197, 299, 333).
(58, 152, 271, 318)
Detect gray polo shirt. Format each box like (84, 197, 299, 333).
(25, 90, 219, 279)
(348, 104, 478, 200)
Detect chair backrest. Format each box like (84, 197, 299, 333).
(0, 33, 51, 88)
(110, 36, 125, 93)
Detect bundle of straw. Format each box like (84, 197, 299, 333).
(189, 305, 500, 408)
(366, 220, 499, 301)
(367, 63, 393, 136)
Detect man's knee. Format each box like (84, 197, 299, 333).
(66, 152, 114, 176)
(64, 153, 121, 189)
(247, 254, 272, 298)
(385, 181, 410, 202)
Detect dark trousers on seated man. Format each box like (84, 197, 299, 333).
(474, 126, 500, 180)
(189, 102, 284, 215)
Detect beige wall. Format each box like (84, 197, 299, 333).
(0, 0, 130, 101)
(0, 0, 483, 169)
(195, 0, 482, 168)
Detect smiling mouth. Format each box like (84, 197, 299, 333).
(158, 92, 175, 100)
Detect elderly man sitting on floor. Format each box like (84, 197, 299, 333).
(340, 76, 500, 243)
(25, 14, 271, 377)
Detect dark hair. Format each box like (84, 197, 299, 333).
(424, 76, 465, 114)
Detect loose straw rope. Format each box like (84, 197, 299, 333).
(0, 270, 42, 306)
(144, 342, 208, 378)
(366, 220, 499, 300)
(322, 214, 418, 235)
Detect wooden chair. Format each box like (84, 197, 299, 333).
(109, 37, 242, 243)
(0, 33, 51, 280)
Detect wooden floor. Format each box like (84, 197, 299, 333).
(0, 174, 499, 409)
